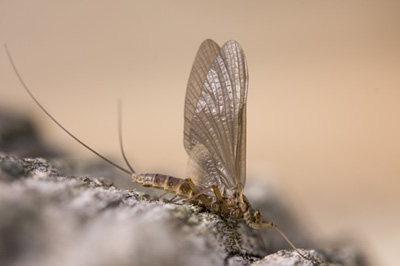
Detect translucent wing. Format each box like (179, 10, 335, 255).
(184, 40, 248, 194)
(184, 39, 221, 146)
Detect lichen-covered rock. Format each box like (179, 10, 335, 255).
(0, 153, 370, 266)
(0, 113, 370, 266)
(0, 153, 258, 266)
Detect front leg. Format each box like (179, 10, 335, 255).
(184, 184, 228, 214)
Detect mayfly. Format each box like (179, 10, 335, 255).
(5, 40, 313, 261)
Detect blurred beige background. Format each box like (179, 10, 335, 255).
(1, 1, 399, 265)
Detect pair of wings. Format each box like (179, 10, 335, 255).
(184, 39, 248, 195)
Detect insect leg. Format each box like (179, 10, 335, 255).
(273, 225, 312, 261)
(183, 185, 229, 214)
(158, 178, 212, 207)
(257, 230, 268, 254)
(168, 195, 179, 202)
(184, 186, 214, 203)
(253, 222, 315, 262)
(158, 179, 187, 199)
(184, 179, 212, 206)
(208, 185, 228, 213)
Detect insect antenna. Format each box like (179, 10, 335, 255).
(4, 44, 133, 176)
(117, 99, 135, 173)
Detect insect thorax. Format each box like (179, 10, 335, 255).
(218, 192, 263, 226)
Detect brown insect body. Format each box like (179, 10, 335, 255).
(127, 39, 267, 230)
(5, 40, 317, 263)
(133, 172, 264, 229)
(133, 173, 193, 197)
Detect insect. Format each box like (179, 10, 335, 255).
(5, 40, 315, 262)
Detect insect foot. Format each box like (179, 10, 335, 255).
(252, 250, 326, 266)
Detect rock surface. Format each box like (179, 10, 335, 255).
(0, 112, 58, 158)
(0, 112, 370, 266)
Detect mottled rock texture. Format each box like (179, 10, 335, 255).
(0, 112, 370, 266)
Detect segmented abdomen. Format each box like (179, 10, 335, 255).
(132, 173, 193, 198)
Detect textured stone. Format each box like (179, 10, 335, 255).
(0, 113, 370, 266)
(0, 153, 370, 266)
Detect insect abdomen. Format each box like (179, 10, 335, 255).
(132, 173, 193, 198)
